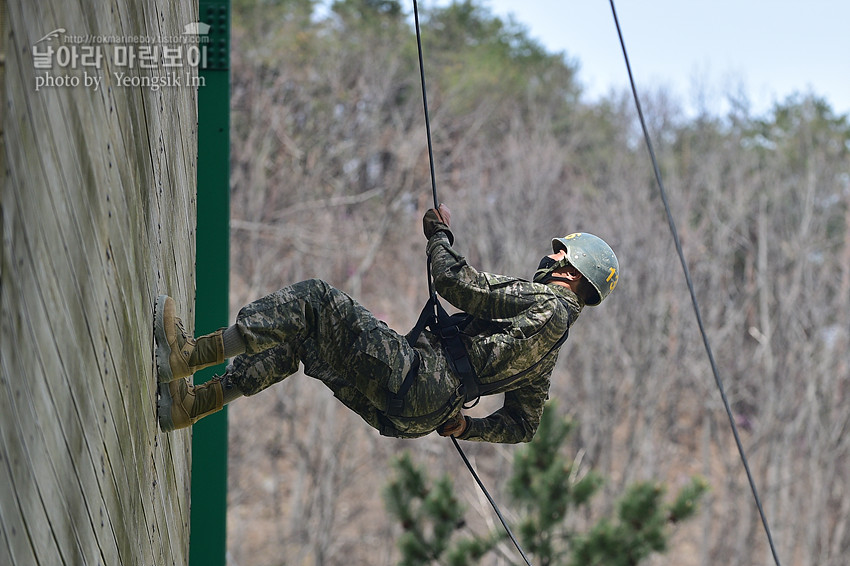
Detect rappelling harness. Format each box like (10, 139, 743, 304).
(384, 293, 476, 419)
(383, 260, 571, 422)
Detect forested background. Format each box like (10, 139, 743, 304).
(223, 1, 850, 565)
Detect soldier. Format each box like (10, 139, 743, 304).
(154, 205, 618, 443)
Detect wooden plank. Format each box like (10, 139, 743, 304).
(25, 29, 143, 564)
(0, 514, 27, 566)
(4, 21, 121, 562)
(0, 429, 57, 566)
(6, 207, 106, 565)
(0, 313, 73, 564)
(2, 0, 198, 564)
(3, 23, 87, 566)
(0, 321, 53, 566)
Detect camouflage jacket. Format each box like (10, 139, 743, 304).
(422, 232, 583, 443)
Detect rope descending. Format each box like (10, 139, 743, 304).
(412, 0, 438, 210)
(607, 1, 782, 565)
(411, 2, 534, 565)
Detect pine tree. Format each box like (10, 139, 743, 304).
(383, 453, 501, 566)
(383, 402, 707, 566)
(506, 402, 604, 565)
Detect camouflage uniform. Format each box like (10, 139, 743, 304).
(226, 232, 582, 444)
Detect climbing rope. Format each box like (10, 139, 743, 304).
(607, 1, 782, 565)
(411, 2, 534, 565)
(413, 0, 438, 210)
(451, 437, 534, 566)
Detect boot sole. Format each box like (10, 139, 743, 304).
(157, 381, 177, 432)
(154, 295, 175, 383)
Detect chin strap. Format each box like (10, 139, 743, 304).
(532, 255, 569, 284)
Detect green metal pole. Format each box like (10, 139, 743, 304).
(192, 2, 230, 566)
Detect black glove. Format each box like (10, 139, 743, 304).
(423, 203, 454, 244)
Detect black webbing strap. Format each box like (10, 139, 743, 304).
(404, 296, 437, 348)
(385, 350, 420, 417)
(432, 299, 480, 407)
(386, 295, 478, 417)
(415, 296, 478, 405)
(384, 294, 436, 417)
(383, 295, 439, 416)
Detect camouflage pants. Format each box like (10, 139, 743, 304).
(226, 279, 463, 437)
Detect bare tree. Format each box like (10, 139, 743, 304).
(225, 3, 850, 565)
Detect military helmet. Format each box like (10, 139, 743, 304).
(552, 233, 619, 306)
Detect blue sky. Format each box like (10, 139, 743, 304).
(442, 0, 850, 118)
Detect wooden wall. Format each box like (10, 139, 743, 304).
(1, 0, 199, 564)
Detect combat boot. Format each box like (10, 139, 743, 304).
(158, 377, 224, 431)
(154, 294, 225, 382)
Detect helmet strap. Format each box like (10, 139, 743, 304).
(533, 255, 569, 284)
